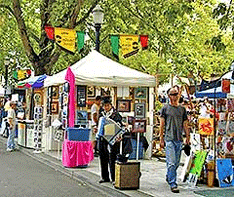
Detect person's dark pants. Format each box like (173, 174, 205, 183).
(99, 137, 120, 182)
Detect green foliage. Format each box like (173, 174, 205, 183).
(0, 0, 233, 89)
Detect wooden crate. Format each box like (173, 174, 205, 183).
(115, 161, 140, 190)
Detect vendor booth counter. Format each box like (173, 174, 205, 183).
(17, 120, 34, 148)
(62, 128, 94, 168)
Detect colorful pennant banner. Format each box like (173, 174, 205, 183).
(45, 26, 54, 40)
(110, 34, 148, 59)
(77, 31, 85, 52)
(54, 27, 76, 53)
(13, 69, 32, 81)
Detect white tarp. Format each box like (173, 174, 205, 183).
(44, 50, 156, 87)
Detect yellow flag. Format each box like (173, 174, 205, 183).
(18, 70, 27, 80)
(54, 27, 76, 53)
(120, 35, 139, 58)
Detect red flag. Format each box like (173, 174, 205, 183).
(140, 35, 148, 50)
(222, 79, 230, 93)
(45, 26, 54, 40)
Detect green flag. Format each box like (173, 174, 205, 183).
(110, 35, 119, 60)
(13, 71, 18, 80)
(77, 31, 85, 52)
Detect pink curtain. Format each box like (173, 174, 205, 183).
(65, 67, 75, 127)
(62, 140, 94, 167)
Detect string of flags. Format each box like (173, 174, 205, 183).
(45, 26, 85, 53)
(13, 69, 32, 81)
(45, 26, 148, 58)
(110, 34, 148, 59)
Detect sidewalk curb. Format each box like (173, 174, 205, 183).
(0, 137, 153, 197)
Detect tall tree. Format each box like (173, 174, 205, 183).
(0, 0, 100, 75)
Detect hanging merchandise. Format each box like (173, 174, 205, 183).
(54, 27, 76, 53)
(33, 106, 43, 153)
(217, 158, 234, 187)
(198, 118, 214, 135)
(222, 79, 230, 93)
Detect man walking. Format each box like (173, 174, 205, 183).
(159, 87, 190, 193)
(6, 101, 17, 152)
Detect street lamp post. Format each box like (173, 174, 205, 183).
(4, 57, 10, 104)
(93, 5, 104, 52)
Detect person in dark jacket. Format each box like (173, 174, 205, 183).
(96, 96, 122, 184)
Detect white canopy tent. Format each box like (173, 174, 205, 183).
(44, 50, 156, 159)
(44, 50, 156, 87)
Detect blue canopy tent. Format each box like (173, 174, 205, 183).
(17, 74, 47, 89)
(196, 71, 234, 98)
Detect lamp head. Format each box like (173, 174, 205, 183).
(93, 5, 104, 24)
(4, 57, 10, 65)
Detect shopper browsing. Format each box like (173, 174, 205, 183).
(6, 101, 17, 152)
(91, 96, 102, 156)
(159, 87, 190, 193)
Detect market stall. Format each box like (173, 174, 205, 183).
(17, 75, 47, 150)
(44, 50, 156, 161)
(181, 70, 234, 188)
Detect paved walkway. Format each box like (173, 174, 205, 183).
(1, 136, 233, 197)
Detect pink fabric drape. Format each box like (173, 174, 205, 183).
(65, 67, 75, 127)
(62, 140, 94, 167)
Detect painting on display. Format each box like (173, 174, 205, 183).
(217, 99, 227, 112)
(132, 119, 147, 133)
(217, 158, 234, 188)
(101, 87, 111, 96)
(218, 121, 234, 135)
(134, 87, 147, 99)
(187, 150, 207, 187)
(51, 102, 59, 114)
(198, 118, 214, 135)
(117, 99, 131, 112)
(134, 103, 146, 118)
(87, 86, 96, 98)
(77, 86, 86, 107)
(52, 86, 59, 99)
(227, 99, 234, 112)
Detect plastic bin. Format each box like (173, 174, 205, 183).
(66, 128, 90, 141)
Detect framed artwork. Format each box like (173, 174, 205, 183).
(198, 118, 214, 135)
(52, 86, 59, 99)
(217, 158, 234, 188)
(134, 103, 146, 118)
(134, 87, 148, 99)
(51, 102, 59, 114)
(227, 99, 234, 112)
(101, 87, 111, 96)
(127, 116, 135, 125)
(63, 82, 69, 93)
(217, 99, 227, 112)
(117, 99, 131, 112)
(77, 85, 87, 107)
(87, 86, 96, 98)
(132, 119, 147, 133)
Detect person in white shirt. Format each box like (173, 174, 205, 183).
(91, 96, 102, 155)
(7, 101, 17, 152)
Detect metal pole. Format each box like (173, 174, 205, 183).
(4, 63, 9, 104)
(95, 23, 101, 52)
